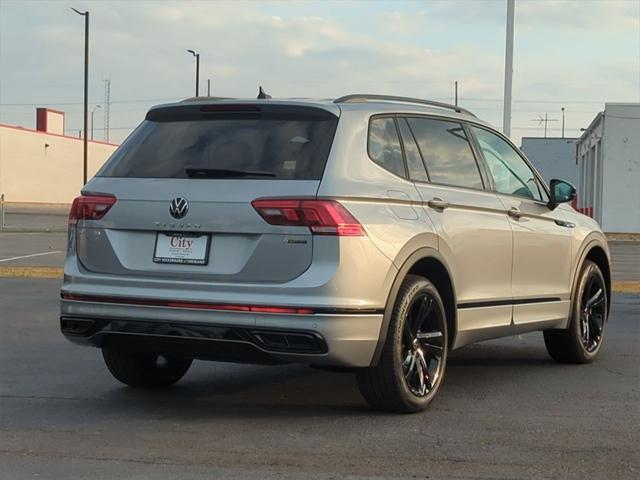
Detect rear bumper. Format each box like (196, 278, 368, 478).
(60, 298, 384, 367)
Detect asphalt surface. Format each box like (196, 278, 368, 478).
(1, 278, 638, 479)
(1, 204, 68, 231)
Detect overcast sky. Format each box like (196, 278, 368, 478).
(1, 0, 638, 144)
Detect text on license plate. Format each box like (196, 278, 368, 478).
(153, 233, 210, 265)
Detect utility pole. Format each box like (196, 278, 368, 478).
(561, 107, 565, 138)
(71, 7, 89, 184)
(502, 0, 515, 137)
(454, 81, 458, 106)
(207, 79, 211, 96)
(187, 50, 200, 97)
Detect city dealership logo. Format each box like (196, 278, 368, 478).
(169, 197, 189, 219)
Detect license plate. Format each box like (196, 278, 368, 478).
(153, 233, 210, 265)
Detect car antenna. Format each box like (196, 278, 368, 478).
(257, 86, 271, 99)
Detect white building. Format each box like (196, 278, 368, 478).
(520, 137, 578, 185)
(576, 103, 640, 233)
(0, 108, 118, 204)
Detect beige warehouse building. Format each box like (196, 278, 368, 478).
(0, 108, 118, 204)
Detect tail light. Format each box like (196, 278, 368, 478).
(68, 194, 116, 225)
(251, 199, 365, 236)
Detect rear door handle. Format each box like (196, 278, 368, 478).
(427, 197, 449, 210)
(507, 207, 522, 219)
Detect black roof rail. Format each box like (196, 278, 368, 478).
(334, 94, 476, 117)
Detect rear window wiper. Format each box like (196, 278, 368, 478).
(184, 168, 276, 178)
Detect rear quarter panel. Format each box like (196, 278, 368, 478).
(317, 108, 438, 268)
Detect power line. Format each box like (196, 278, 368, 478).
(0, 97, 180, 107)
(0, 96, 618, 107)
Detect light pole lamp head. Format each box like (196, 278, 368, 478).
(187, 49, 197, 57)
(71, 7, 88, 16)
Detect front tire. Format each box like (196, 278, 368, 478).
(102, 347, 193, 388)
(356, 275, 448, 413)
(544, 260, 608, 364)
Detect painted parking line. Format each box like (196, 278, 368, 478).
(0, 251, 63, 263)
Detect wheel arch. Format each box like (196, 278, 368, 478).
(571, 238, 612, 318)
(583, 245, 612, 315)
(370, 247, 457, 366)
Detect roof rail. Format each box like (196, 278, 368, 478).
(334, 94, 476, 117)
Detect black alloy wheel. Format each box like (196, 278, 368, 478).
(579, 269, 607, 353)
(356, 275, 449, 413)
(401, 293, 446, 397)
(544, 260, 609, 364)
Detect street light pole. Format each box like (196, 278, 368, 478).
(72, 7, 89, 184)
(91, 105, 101, 140)
(561, 107, 565, 138)
(187, 50, 200, 97)
(502, 0, 515, 137)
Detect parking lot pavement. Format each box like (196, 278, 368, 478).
(0, 232, 66, 267)
(612, 242, 640, 282)
(1, 278, 638, 479)
(1, 203, 68, 231)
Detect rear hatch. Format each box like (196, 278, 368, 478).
(75, 102, 339, 283)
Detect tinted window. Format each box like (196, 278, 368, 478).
(98, 106, 338, 179)
(471, 126, 544, 201)
(398, 118, 428, 182)
(407, 118, 483, 190)
(368, 117, 406, 178)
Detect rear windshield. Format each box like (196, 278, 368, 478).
(98, 105, 338, 180)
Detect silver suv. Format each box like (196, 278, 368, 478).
(61, 94, 611, 413)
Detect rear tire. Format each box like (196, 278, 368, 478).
(356, 275, 448, 413)
(102, 348, 192, 388)
(544, 260, 608, 364)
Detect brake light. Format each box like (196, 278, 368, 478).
(68, 194, 116, 225)
(251, 199, 365, 236)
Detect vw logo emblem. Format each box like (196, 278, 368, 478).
(169, 197, 189, 219)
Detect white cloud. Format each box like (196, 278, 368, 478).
(0, 0, 637, 145)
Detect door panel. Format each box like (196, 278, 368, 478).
(468, 125, 573, 325)
(402, 116, 515, 333)
(497, 195, 572, 324)
(417, 184, 514, 317)
(417, 183, 515, 340)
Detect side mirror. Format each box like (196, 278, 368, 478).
(549, 178, 577, 210)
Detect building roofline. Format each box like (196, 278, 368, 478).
(604, 102, 640, 107)
(0, 123, 119, 147)
(521, 136, 578, 141)
(577, 111, 604, 143)
(36, 107, 66, 116)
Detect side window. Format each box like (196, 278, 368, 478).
(471, 126, 544, 201)
(368, 117, 406, 178)
(407, 118, 484, 190)
(398, 118, 428, 182)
